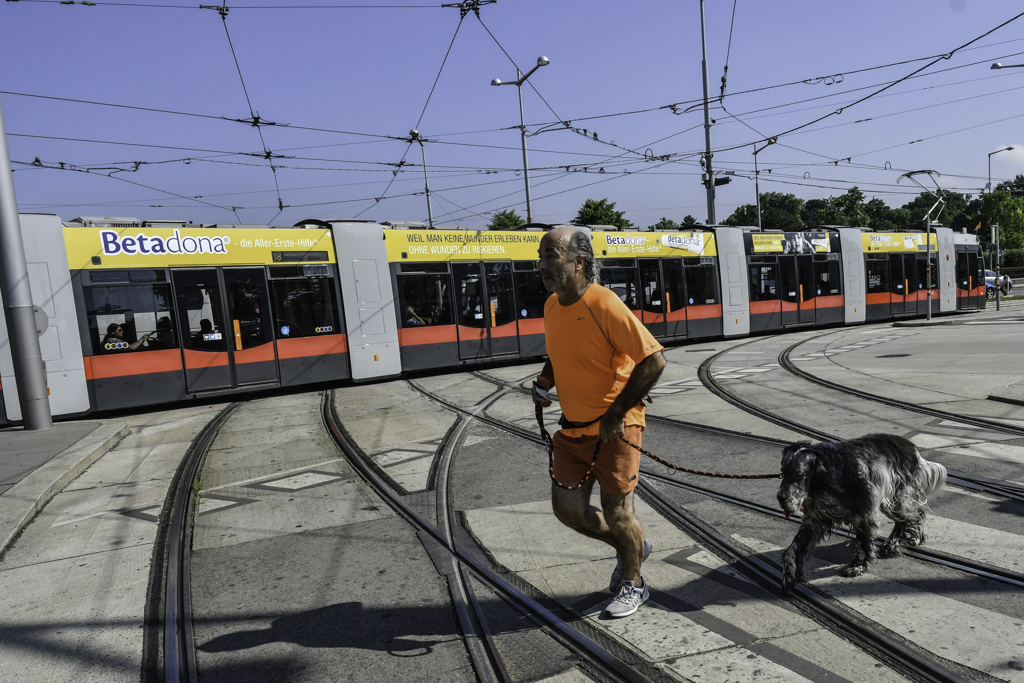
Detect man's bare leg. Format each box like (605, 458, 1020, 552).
(551, 482, 645, 583)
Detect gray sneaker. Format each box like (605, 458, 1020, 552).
(609, 539, 652, 592)
(606, 578, 650, 618)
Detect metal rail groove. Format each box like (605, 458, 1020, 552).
(407, 379, 983, 682)
(780, 334, 1024, 437)
(434, 391, 513, 683)
(641, 470, 1024, 589)
(464, 372, 1024, 588)
(636, 481, 969, 683)
(697, 346, 1024, 504)
(321, 390, 658, 683)
(164, 401, 244, 683)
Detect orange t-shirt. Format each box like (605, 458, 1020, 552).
(544, 284, 664, 437)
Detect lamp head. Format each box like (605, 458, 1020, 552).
(537, 56, 550, 67)
(410, 128, 419, 139)
(491, 78, 502, 86)
(992, 62, 1002, 69)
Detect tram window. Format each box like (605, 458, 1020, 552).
(749, 265, 779, 301)
(513, 260, 538, 271)
(866, 259, 889, 293)
(397, 272, 453, 326)
(269, 277, 340, 339)
(513, 270, 547, 318)
(816, 260, 841, 295)
(85, 284, 177, 354)
(685, 263, 719, 305)
(600, 268, 639, 309)
(916, 257, 937, 289)
(485, 262, 516, 327)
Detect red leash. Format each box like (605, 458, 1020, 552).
(537, 404, 782, 486)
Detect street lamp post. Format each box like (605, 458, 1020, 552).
(987, 146, 1014, 193)
(753, 137, 777, 230)
(991, 62, 1024, 69)
(409, 129, 434, 228)
(492, 56, 549, 224)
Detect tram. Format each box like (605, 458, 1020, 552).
(0, 214, 985, 423)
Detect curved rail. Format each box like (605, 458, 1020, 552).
(415, 377, 972, 683)
(163, 401, 243, 683)
(779, 334, 1024, 436)
(321, 389, 657, 683)
(697, 346, 1024, 504)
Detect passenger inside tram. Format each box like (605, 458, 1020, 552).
(405, 306, 430, 326)
(102, 323, 152, 351)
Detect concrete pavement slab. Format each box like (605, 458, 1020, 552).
(0, 420, 129, 553)
(739, 535, 1024, 682)
(0, 421, 101, 490)
(0, 403, 226, 683)
(334, 381, 457, 492)
(191, 517, 476, 683)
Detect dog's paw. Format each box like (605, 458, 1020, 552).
(840, 563, 866, 578)
(781, 570, 798, 592)
(879, 540, 903, 558)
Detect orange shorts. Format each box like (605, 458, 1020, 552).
(551, 425, 644, 495)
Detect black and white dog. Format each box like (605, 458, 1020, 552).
(776, 434, 946, 591)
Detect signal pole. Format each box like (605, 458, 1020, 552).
(0, 96, 52, 429)
(699, 0, 716, 225)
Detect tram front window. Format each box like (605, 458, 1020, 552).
(85, 282, 177, 354)
(396, 264, 453, 327)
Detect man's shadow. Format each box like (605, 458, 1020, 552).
(198, 602, 456, 657)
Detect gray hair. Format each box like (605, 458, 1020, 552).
(566, 229, 600, 283)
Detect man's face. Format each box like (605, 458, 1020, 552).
(537, 231, 576, 292)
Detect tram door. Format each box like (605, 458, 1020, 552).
(890, 254, 918, 315)
(956, 251, 979, 310)
(173, 268, 278, 393)
(636, 259, 687, 339)
(639, 260, 667, 338)
(451, 262, 518, 360)
(779, 255, 816, 325)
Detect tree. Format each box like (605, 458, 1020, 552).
(487, 209, 524, 231)
(900, 190, 971, 229)
(814, 187, 870, 227)
(681, 215, 700, 227)
(723, 203, 758, 227)
(724, 192, 804, 231)
(980, 191, 1024, 251)
(864, 197, 911, 232)
(648, 217, 679, 231)
(995, 174, 1024, 197)
(572, 198, 633, 228)
(801, 198, 828, 227)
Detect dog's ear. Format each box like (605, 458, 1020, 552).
(782, 441, 811, 468)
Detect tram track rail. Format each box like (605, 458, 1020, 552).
(158, 400, 244, 683)
(779, 333, 1024, 437)
(468, 371, 1024, 587)
(697, 344, 1024, 504)
(413, 376, 975, 683)
(322, 388, 664, 683)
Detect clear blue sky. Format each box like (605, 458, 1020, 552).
(2, 0, 1022, 229)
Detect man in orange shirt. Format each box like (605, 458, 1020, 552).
(532, 226, 666, 618)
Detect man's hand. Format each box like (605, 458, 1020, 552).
(532, 376, 552, 408)
(599, 409, 625, 444)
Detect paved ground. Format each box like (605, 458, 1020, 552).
(0, 304, 1021, 682)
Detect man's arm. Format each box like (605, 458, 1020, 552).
(599, 350, 666, 443)
(532, 359, 555, 407)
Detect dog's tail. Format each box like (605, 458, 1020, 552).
(917, 452, 947, 495)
